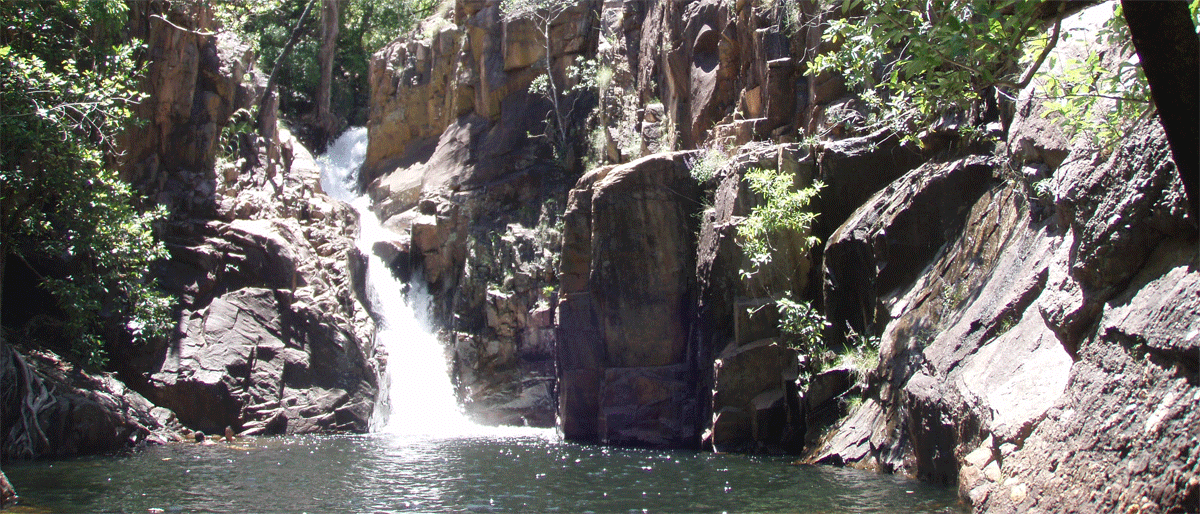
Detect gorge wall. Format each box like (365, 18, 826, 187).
(3, 1, 379, 461)
(3, 1, 1193, 512)
(362, 0, 1197, 511)
(116, 4, 379, 438)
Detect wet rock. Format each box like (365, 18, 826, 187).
(709, 339, 799, 453)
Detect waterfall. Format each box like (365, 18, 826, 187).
(317, 128, 474, 437)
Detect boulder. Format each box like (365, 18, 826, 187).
(823, 155, 995, 343)
(137, 286, 369, 436)
(815, 129, 929, 240)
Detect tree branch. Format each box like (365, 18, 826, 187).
(1004, 12, 1061, 90)
(257, 0, 316, 132)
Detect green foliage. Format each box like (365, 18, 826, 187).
(836, 327, 880, 386)
(737, 168, 823, 279)
(1031, 178, 1053, 200)
(501, 0, 589, 165)
(777, 296, 830, 373)
(228, 0, 438, 126)
(809, 0, 1044, 140)
(1034, 3, 1152, 151)
(689, 146, 730, 184)
(219, 106, 259, 163)
(1, 0, 173, 369)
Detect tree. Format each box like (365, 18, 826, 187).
(238, 0, 439, 147)
(499, 0, 585, 162)
(809, 0, 1051, 140)
(315, 0, 341, 141)
(0, 0, 173, 368)
(258, 0, 316, 133)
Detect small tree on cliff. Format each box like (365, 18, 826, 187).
(499, 0, 586, 164)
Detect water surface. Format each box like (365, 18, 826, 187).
(5, 433, 964, 513)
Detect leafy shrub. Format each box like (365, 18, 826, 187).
(737, 168, 823, 279)
(1034, 3, 1151, 151)
(688, 146, 730, 184)
(809, 0, 1047, 140)
(777, 296, 831, 375)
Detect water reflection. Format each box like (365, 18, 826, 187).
(5, 434, 964, 513)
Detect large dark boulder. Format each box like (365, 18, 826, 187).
(822, 155, 996, 343)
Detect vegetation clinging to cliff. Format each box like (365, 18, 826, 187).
(737, 168, 823, 279)
(810, 0, 1050, 140)
(0, 0, 173, 369)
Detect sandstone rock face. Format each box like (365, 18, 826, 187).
(823, 155, 995, 344)
(815, 130, 930, 239)
(630, 0, 820, 149)
(362, 0, 598, 189)
(811, 116, 1197, 511)
(692, 143, 817, 452)
(1, 344, 182, 460)
(113, 9, 377, 437)
(709, 339, 801, 453)
(557, 152, 702, 446)
(358, 3, 1199, 510)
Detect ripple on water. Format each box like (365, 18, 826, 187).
(5, 434, 964, 513)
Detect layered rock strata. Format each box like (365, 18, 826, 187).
(358, 0, 601, 425)
(115, 7, 376, 437)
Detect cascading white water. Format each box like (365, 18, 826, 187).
(317, 128, 475, 437)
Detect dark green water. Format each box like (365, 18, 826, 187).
(3, 432, 963, 513)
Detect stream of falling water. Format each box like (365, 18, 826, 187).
(317, 128, 486, 438)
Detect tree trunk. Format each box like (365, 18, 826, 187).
(1121, 0, 1199, 224)
(316, 0, 340, 143)
(258, 0, 316, 133)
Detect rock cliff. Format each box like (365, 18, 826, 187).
(357, 0, 602, 425)
(113, 5, 377, 437)
(363, 0, 1197, 511)
(0, 4, 377, 457)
